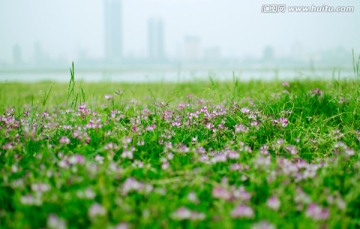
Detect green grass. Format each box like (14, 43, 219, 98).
(0, 77, 359, 228)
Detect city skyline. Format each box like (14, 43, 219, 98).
(105, 0, 123, 62)
(148, 18, 165, 61)
(0, 0, 359, 66)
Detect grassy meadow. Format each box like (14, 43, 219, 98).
(0, 70, 360, 228)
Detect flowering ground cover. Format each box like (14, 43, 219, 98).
(0, 76, 359, 228)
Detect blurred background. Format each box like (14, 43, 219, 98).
(0, 0, 359, 82)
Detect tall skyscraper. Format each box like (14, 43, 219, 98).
(148, 18, 165, 61)
(183, 36, 201, 61)
(12, 44, 22, 65)
(104, 0, 122, 62)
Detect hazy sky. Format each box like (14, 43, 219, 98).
(0, 0, 359, 63)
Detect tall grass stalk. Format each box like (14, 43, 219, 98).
(352, 49, 360, 80)
(66, 62, 76, 107)
(42, 83, 54, 107)
(66, 62, 86, 108)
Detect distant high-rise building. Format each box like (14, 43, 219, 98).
(183, 36, 201, 61)
(34, 42, 44, 64)
(204, 47, 221, 61)
(12, 44, 22, 65)
(148, 18, 165, 61)
(104, 0, 122, 62)
(262, 46, 275, 61)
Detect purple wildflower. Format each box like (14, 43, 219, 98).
(69, 154, 85, 165)
(231, 205, 254, 218)
(20, 194, 42, 206)
(105, 142, 119, 151)
(170, 207, 205, 221)
(232, 186, 251, 201)
(31, 183, 51, 193)
(114, 223, 129, 229)
(122, 178, 143, 195)
(104, 94, 113, 100)
(94, 155, 104, 164)
(260, 144, 269, 155)
(172, 121, 181, 127)
(234, 124, 248, 133)
(279, 117, 288, 127)
(59, 137, 70, 145)
(252, 221, 276, 229)
(212, 186, 231, 200)
(121, 150, 133, 159)
(228, 151, 239, 159)
(241, 107, 250, 114)
(305, 203, 329, 220)
(266, 196, 281, 211)
(285, 145, 298, 155)
(47, 214, 67, 229)
(187, 192, 200, 204)
(145, 125, 155, 132)
(282, 82, 290, 87)
(88, 203, 106, 218)
(312, 88, 323, 96)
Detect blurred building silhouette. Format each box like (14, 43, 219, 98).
(204, 47, 221, 62)
(12, 44, 22, 65)
(183, 36, 201, 61)
(34, 43, 44, 64)
(148, 18, 165, 61)
(104, 0, 123, 62)
(262, 46, 275, 62)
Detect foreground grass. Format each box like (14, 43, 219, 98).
(0, 79, 359, 228)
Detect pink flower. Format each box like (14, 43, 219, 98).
(305, 203, 329, 220)
(345, 148, 355, 156)
(114, 223, 129, 229)
(171, 207, 192, 220)
(104, 94, 113, 100)
(205, 122, 214, 130)
(241, 107, 250, 114)
(172, 121, 181, 127)
(105, 142, 119, 151)
(47, 214, 67, 229)
(231, 205, 254, 218)
(161, 161, 170, 170)
(279, 117, 288, 127)
(59, 137, 70, 145)
(31, 183, 50, 193)
(178, 103, 188, 109)
(20, 194, 42, 206)
(187, 192, 200, 204)
(94, 155, 104, 164)
(235, 124, 249, 133)
(266, 196, 281, 211)
(232, 186, 251, 201)
(88, 203, 106, 218)
(228, 151, 239, 159)
(212, 186, 232, 200)
(250, 120, 259, 127)
(69, 154, 85, 165)
(2, 143, 14, 150)
(282, 82, 290, 87)
(122, 178, 143, 195)
(121, 150, 133, 159)
(170, 207, 205, 221)
(285, 145, 298, 155)
(312, 88, 323, 96)
(260, 145, 269, 155)
(145, 125, 155, 132)
(252, 221, 276, 229)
